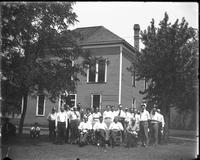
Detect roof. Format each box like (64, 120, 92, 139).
(73, 26, 136, 52)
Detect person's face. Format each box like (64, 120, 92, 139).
(99, 117, 103, 122)
(106, 106, 109, 111)
(114, 118, 117, 123)
(111, 106, 114, 111)
(61, 107, 64, 112)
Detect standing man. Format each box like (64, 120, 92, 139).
(139, 103, 150, 147)
(149, 105, 160, 146)
(69, 106, 81, 144)
(55, 106, 68, 145)
(47, 107, 57, 141)
(157, 108, 165, 144)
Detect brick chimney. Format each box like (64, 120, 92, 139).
(133, 24, 140, 51)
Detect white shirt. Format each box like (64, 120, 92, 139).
(93, 121, 108, 131)
(47, 112, 57, 121)
(109, 122, 124, 131)
(140, 109, 150, 121)
(78, 121, 92, 131)
(56, 111, 68, 128)
(70, 111, 80, 120)
(157, 113, 165, 127)
(114, 109, 126, 118)
(132, 113, 140, 124)
(84, 113, 93, 124)
(124, 111, 133, 123)
(103, 111, 113, 119)
(92, 112, 101, 123)
(150, 111, 160, 123)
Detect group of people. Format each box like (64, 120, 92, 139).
(46, 102, 165, 148)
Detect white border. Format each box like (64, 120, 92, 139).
(36, 95, 46, 116)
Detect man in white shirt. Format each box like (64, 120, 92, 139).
(139, 103, 150, 147)
(78, 116, 92, 146)
(157, 108, 165, 144)
(109, 117, 124, 147)
(149, 105, 160, 146)
(47, 107, 57, 141)
(69, 106, 81, 144)
(93, 116, 108, 147)
(55, 106, 68, 144)
(124, 107, 133, 128)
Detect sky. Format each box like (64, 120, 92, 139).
(69, 2, 198, 48)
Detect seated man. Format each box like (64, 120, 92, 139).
(30, 122, 40, 139)
(78, 116, 92, 146)
(93, 116, 108, 147)
(125, 118, 139, 148)
(109, 117, 124, 147)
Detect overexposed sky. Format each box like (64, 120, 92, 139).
(69, 2, 198, 47)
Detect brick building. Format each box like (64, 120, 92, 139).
(23, 24, 146, 126)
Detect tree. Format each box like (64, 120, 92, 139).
(1, 2, 88, 135)
(129, 12, 198, 142)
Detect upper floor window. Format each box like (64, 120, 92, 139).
(36, 95, 45, 116)
(87, 59, 107, 83)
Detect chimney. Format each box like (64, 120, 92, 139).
(134, 24, 140, 51)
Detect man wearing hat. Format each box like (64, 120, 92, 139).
(47, 107, 57, 141)
(139, 103, 150, 147)
(149, 104, 160, 146)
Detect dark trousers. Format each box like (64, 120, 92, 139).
(150, 123, 159, 145)
(70, 120, 79, 143)
(95, 130, 106, 146)
(49, 120, 56, 141)
(126, 131, 138, 147)
(109, 130, 122, 147)
(57, 122, 66, 144)
(139, 121, 149, 146)
(158, 122, 163, 144)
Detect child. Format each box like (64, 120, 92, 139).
(30, 122, 40, 138)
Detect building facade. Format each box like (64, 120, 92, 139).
(23, 25, 147, 126)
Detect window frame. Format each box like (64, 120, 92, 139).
(58, 93, 77, 110)
(91, 94, 102, 110)
(36, 95, 46, 116)
(87, 59, 107, 83)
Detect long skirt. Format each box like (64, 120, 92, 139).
(70, 120, 80, 143)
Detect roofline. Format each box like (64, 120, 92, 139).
(78, 40, 137, 53)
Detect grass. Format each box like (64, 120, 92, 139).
(1, 135, 198, 160)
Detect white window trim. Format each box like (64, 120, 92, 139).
(36, 95, 46, 116)
(119, 45, 123, 104)
(59, 93, 77, 109)
(21, 96, 24, 114)
(71, 60, 75, 81)
(91, 94, 102, 110)
(132, 98, 136, 108)
(87, 59, 107, 83)
(95, 61, 99, 82)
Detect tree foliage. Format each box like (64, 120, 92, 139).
(129, 12, 198, 140)
(1, 2, 89, 134)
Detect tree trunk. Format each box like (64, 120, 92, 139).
(18, 92, 28, 136)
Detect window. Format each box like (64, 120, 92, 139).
(36, 95, 45, 116)
(91, 94, 101, 111)
(87, 59, 107, 83)
(59, 93, 77, 109)
(132, 71, 136, 87)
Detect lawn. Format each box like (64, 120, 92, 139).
(1, 135, 197, 160)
